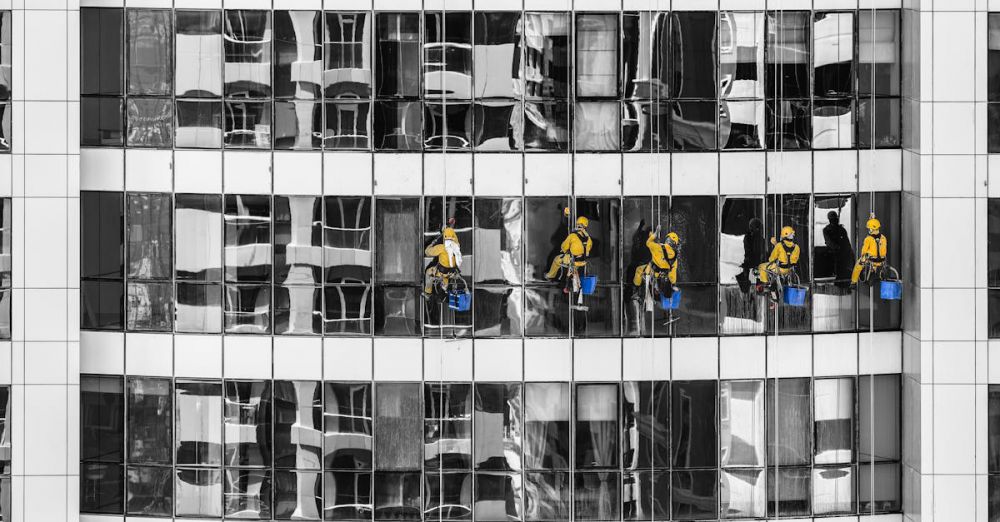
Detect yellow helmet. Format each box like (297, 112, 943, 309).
(867, 218, 881, 234)
(780, 226, 795, 240)
(666, 232, 680, 245)
(442, 227, 459, 242)
(576, 216, 589, 228)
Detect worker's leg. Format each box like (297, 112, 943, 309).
(545, 254, 568, 280)
(757, 262, 770, 283)
(632, 264, 648, 287)
(424, 266, 438, 294)
(850, 261, 865, 284)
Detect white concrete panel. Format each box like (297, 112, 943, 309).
(932, 155, 976, 198)
(21, 154, 69, 198)
(932, 199, 975, 288)
(374, 0, 422, 8)
(674, 0, 717, 8)
(573, 339, 622, 382)
(574, 0, 619, 8)
(720, 0, 764, 8)
(373, 338, 422, 381)
(273, 152, 323, 195)
(224, 336, 273, 379)
(766, 0, 812, 7)
(719, 336, 766, 379)
(23, 198, 67, 288)
(621, 154, 670, 196)
(766, 151, 812, 194)
(813, 333, 859, 377)
(475, 0, 522, 8)
(524, 339, 572, 381)
(671, 337, 719, 380)
(574, 154, 621, 197)
(80, 331, 124, 375)
(325, 152, 373, 196)
(174, 335, 223, 378)
(175, 150, 223, 194)
(22, 10, 67, 102)
(719, 152, 765, 195)
(813, 150, 858, 194)
(22, 386, 67, 474)
(524, 0, 569, 8)
(859, 149, 903, 193)
(223, 0, 269, 7)
(23, 102, 69, 155)
(176, 0, 219, 6)
(324, 338, 373, 381)
(124, 333, 173, 377)
(672, 153, 719, 196)
(766, 334, 812, 377)
(325, 0, 371, 8)
(622, 0, 668, 8)
(81, 148, 124, 192)
(20, 342, 66, 385)
(859, 331, 903, 374)
(374, 154, 422, 195)
(474, 339, 523, 381)
(933, 385, 976, 474)
(932, 102, 976, 155)
(424, 339, 473, 382)
(80, 0, 125, 5)
(126, 0, 173, 5)
(815, 0, 857, 7)
(931, 342, 975, 384)
(275, 0, 322, 8)
(424, 154, 473, 196)
(932, 475, 977, 521)
(425, 0, 473, 9)
(22, 475, 68, 521)
(125, 149, 173, 193)
(224, 152, 272, 194)
(274, 337, 323, 381)
(22, 289, 69, 342)
(931, 12, 975, 102)
(474, 154, 523, 196)
(524, 154, 572, 196)
(621, 338, 670, 382)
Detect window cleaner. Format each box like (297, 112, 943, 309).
(545, 208, 595, 309)
(755, 225, 803, 307)
(424, 226, 463, 298)
(632, 228, 680, 310)
(851, 215, 888, 286)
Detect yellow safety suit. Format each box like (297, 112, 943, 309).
(545, 229, 593, 280)
(758, 239, 800, 283)
(424, 241, 461, 294)
(633, 232, 678, 287)
(851, 233, 888, 284)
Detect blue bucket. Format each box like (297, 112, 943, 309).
(880, 280, 902, 301)
(448, 291, 471, 312)
(580, 275, 598, 295)
(783, 285, 808, 307)
(659, 290, 682, 310)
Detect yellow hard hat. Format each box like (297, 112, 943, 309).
(576, 216, 589, 228)
(666, 232, 680, 245)
(867, 218, 881, 233)
(780, 226, 795, 240)
(442, 227, 459, 242)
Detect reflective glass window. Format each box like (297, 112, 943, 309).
(224, 10, 272, 98)
(176, 194, 223, 281)
(224, 380, 272, 467)
(813, 12, 854, 98)
(722, 468, 765, 519)
(126, 281, 173, 332)
(720, 12, 764, 100)
(324, 382, 373, 470)
(424, 102, 473, 151)
(524, 383, 570, 471)
(424, 472, 473, 520)
(574, 471, 620, 521)
(82, 462, 124, 514)
(766, 11, 811, 99)
(576, 14, 618, 98)
(425, 383, 473, 470)
(375, 198, 421, 284)
(274, 195, 322, 286)
(373, 100, 423, 151)
(127, 9, 172, 96)
(127, 465, 172, 515)
(325, 470, 373, 519)
(766, 98, 811, 149)
(671, 469, 718, 520)
(175, 380, 223, 467)
(272, 381, 322, 470)
(814, 377, 853, 465)
(813, 195, 856, 332)
(767, 466, 810, 517)
(325, 100, 371, 150)
(82, 376, 124, 464)
(474, 472, 522, 521)
(224, 194, 272, 283)
(175, 467, 223, 517)
(83, 191, 124, 280)
(813, 98, 855, 149)
(375, 383, 422, 471)
(474, 198, 522, 286)
(522, 12, 570, 100)
(622, 12, 669, 100)
(224, 468, 271, 518)
(575, 101, 620, 151)
(765, 194, 812, 333)
(524, 471, 570, 520)
(671, 381, 717, 469)
(813, 465, 854, 515)
(175, 99, 224, 148)
(274, 10, 322, 99)
(127, 193, 172, 281)
(474, 383, 522, 472)
(720, 380, 764, 467)
(473, 12, 522, 99)
(859, 96, 900, 148)
(374, 471, 421, 520)
(224, 99, 272, 149)
(720, 99, 765, 150)
(82, 96, 125, 147)
(424, 12, 473, 100)
(82, 8, 124, 96)
(622, 381, 670, 471)
(671, 12, 718, 100)
(126, 97, 173, 148)
(622, 100, 670, 152)
(671, 100, 717, 151)
(376, 13, 421, 98)
(274, 100, 322, 149)
(766, 378, 811, 466)
(859, 461, 900, 514)
(622, 470, 670, 520)
(860, 11, 900, 98)
(475, 101, 523, 151)
(175, 10, 223, 98)
(274, 470, 322, 519)
(325, 12, 372, 99)
(857, 192, 901, 330)
(524, 100, 570, 151)
(176, 282, 223, 333)
(127, 377, 172, 465)
(576, 384, 618, 470)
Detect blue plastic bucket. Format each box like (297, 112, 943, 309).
(659, 290, 682, 310)
(448, 291, 471, 312)
(580, 275, 598, 295)
(880, 280, 902, 301)
(783, 285, 807, 307)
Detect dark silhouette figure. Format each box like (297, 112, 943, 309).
(737, 217, 764, 293)
(823, 211, 855, 288)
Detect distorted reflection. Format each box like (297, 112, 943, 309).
(176, 99, 224, 148)
(622, 101, 669, 152)
(524, 471, 570, 521)
(671, 12, 717, 100)
(224, 10, 273, 98)
(768, 466, 810, 517)
(273, 381, 323, 469)
(671, 100, 717, 151)
(720, 12, 764, 100)
(474, 101, 523, 151)
(325, 470, 373, 519)
(224, 468, 271, 518)
(813, 99, 855, 149)
(424, 102, 473, 151)
(473, 12, 521, 99)
(720, 197, 766, 335)
(274, 10, 322, 99)
(622, 12, 669, 100)
(524, 101, 570, 151)
(224, 381, 272, 468)
(127, 10, 173, 96)
(224, 100, 272, 148)
(813, 13, 855, 98)
(575, 102, 620, 150)
(474, 472, 522, 521)
(176, 380, 223, 466)
(521, 13, 570, 100)
(376, 13, 420, 98)
(766, 11, 810, 99)
(424, 12, 473, 100)
(176, 10, 223, 97)
(374, 471, 422, 520)
(474, 383, 522, 472)
(576, 14, 618, 98)
(813, 196, 856, 332)
(325, 12, 371, 99)
(375, 383, 422, 471)
(425, 383, 473, 470)
(176, 468, 223, 517)
(374, 100, 422, 150)
(274, 100, 321, 149)
(273, 470, 322, 519)
(575, 384, 618, 470)
(424, 472, 473, 520)
(575, 471, 620, 520)
(126, 98, 173, 147)
(524, 383, 570, 471)
(324, 382, 373, 470)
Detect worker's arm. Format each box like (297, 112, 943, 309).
(560, 234, 573, 253)
(425, 243, 445, 257)
(789, 244, 800, 265)
(860, 236, 876, 259)
(768, 243, 781, 263)
(879, 236, 888, 258)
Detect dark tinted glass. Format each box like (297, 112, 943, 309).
(671, 469, 718, 520)
(274, 10, 322, 99)
(376, 13, 421, 98)
(82, 96, 124, 147)
(324, 382, 373, 470)
(521, 13, 570, 100)
(81, 8, 123, 96)
(671, 12, 718, 99)
(81, 462, 124, 514)
(671, 381, 717, 468)
(375, 383, 422, 470)
(766, 378, 811, 466)
(82, 191, 124, 279)
(81, 375, 124, 462)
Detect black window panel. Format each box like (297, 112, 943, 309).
(622, 12, 670, 100)
(175, 99, 224, 148)
(224, 194, 272, 283)
(766, 378, 811, 466)
(424, 383, 473, 470)
(424, 12, 473, 100)
(473, 12, 522, 99)
(424, 472, 473, 520)
(523, 382, 570, 471)
(670, 12, 718, 100)
(859, 97, 900, 148)
(860, 375, 900, 463)
(813, 12, 854, 98)
(373, 471, 422, 520)
(273, 470, 322, 519)
(766, 11, 811, 99)
(324, 12, 372, 99)
(324, 382, 374, 470)
(376, 198, 421, 284)
(859, 11, 900, 97)
(524, 100, 570, 151)
(81, 462, 124, 514)
(127, 193, 172, 280)
(274, 10, 322, 99)
(576, 14, 618, 98)
(991, 199, 1000, 289)
(424, 102, 473, 151)
(126, 9, 173, 96)
(857, 192, 901, 331)
(521, 13, 571, 100)
(126, 282, 174, 332)
(575, 384, 618, 469)
(623, 470, 670, 520)
(669, 196, 718, 284)
(767, 466, 811, 517)
(82, 191, 124, 279)
(622, 381, 670, 471)
(859, 462, 900, 514)
(374, 285, 421, 336)
(126, 465, 173, 516)
(127, 377, 173, 465)
(574, 471, 620, 521)
(324, 196, 372, 284)
(126, 98, 174, 148)
(81, 375, 124, 463)
(82, 96, 125, 147)
(81, 8, 124, 96)
(474, 472, 521, 521)
(671, 381, 717, 468)
(373, 100, 422, 151)
(474, 383, 522, 472)
(670, 100, 717, 151)
(573, 285, 621, 338)
(224, 100, 272, 149)
(575, 101, 620, 151)
(376, 13, 421, 98)
(375, 383, 422, 471)
(224, 380, 273, 467)
(473, 101, 522, 151)
(473, 198, 522, 286)
(325, 470, 373, 519)
(524, 471, 571, 520)
(622, 101, 670, 152)
(524, 197, 571, 283)
(524, 286, 570, 337)
(473, 287, 523, 337)
(671, 283, 719, 337)
(325, 101, 371, 150)
(224, 10, 273, 98)
(671, 470, 719, 520)
(720, 99, 765, 150)
(766, 99, 811, 149)
(274, 100, 322, 150)
(992, 475, 1000, 522)
(992, 104, 1000, 154)
(82, 280, 124, 330)
(324, 284, 372, 335)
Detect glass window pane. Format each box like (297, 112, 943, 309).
(176, 282, 223, 333)
(176, 194, 223, 281)
(274, 100, 321, 149)
(82, 279, 124, 330)
(474, 101, 522, 151)
(374, 285, 421, 336)
(857, 192, 901, 331)
(767, 466, 810, 517)
(473, 12, 521, 99)
(274, 470, 322, 519)
(224, 468, 271, 518)
(324, 382, 373, 470)
(813, 195, 856, 332)
(766, 378, 811, 466)
(576, 14, 617, 98)
(81, 375, 124, 463)
(275, 10, 322, 99)
(82, 96, 124, 147)
(127, 9, 173, 96)
(623, 470, 669, 520)
(474, 383, 522, 472)
(524, 197, 570, 283)
(325, 12, 372, 99)
(576, 384, 618, 469)
(373, 100, 422, 151)
(813, 465, 854, 515)
(521, 13, 570, 100)
(813, 98, 855, 149)
(859, 97, 901, 148)
(424, 12, 473, 100)
(175, 10, 223, 97)
(474, 472, 522, 521)
(126, 96, 174, 146)
(126, 281, 173, 332)
(671, 381, 717, 469)
(325, 470, 372, 520)
(127, 193, 172, 280)
(127, 377, 172, 465)
(813, 12, 854, 97)
(524, 101, 570, 151)
(375, 383, 422, 470)
(274, 195, 322, 286)
(721, 468, 765, 519)
(176, 98, 224, 148)
(524, 383, 570, 471)
(82, 8, 123, 96)
(424, 102, 473, 151)
(224, 194, 272, 283)
(720, 99, 765, 150)
(325, 101, 371, 150)
(374, 471, 421, 520)
(175, 467, 223, 517)
(224, 284, 272, 334)
(671, 470, 718, 520)
(859, 11, 900, 97)
(720, 12, 764, 100)
(474, 198, 522, 286)
(991, 385, 1000, 472)
(273, 381, 322, 470)
(720, 380, 764, 467)
(574, 101, 620, 151)
(323, 284, 371, 335)
(376, 13, 421, 98)
(860, 374, 900, 463)
(376, 198, 421, 283)
(765, 194, 812, 333)
(622, 12, 669, 100)
(224, 100, 273, 149)
(474, 287, 523, 337)
(224, 380, 272, 467)
(574, 471, 620, 521)
(859, 462, 900, 513)
(622, 101, 670, 152)
(766, 11, 811, 99)
(424, 472, 473, 520)
(126, 465, 173, 516)
(671, 12, 718, 99)
(275, 284, 322, 334)
(324, 196, 372, 284)
(523, 286, 569, 337)
(176, 380, 223, 466)
(225, 10, 272, 98)
(82, 191, 124, 279)
(425, 383, 473, 471)
(622, 381, 670, 470)
(524, 471, 570, 521)
(81, 462, 124, 514)
(671, 100, 717, 151)
(814, 377, 854, 465)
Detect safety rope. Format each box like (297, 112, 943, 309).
(865, 5, 878, 516)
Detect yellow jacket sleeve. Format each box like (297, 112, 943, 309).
(860, 236, 877, 258)
(789, 244, 800, 265)
(425, 243, 445, 257)
(768, 243, 781, 263)
(879, 236, 888, 258)
(560, 234, 574, 253)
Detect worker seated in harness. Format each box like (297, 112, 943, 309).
(632, 229, 680, 299)
(756, 225, 801, 301)
(545, 215, 593, 290)
(851, 216, 888, 286)
(424, 227, 463, 297)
